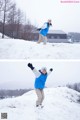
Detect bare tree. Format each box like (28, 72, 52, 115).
(0, 0, 3, 32)
(0, 0, 36, 40)
(15, 8, 24, 38)
(7, 3, 17, 38)
(22, 19, 35, 40)
(1, 0, 13, 38)
(0, 0, 3, 12)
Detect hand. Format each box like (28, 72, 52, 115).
(28, 63, 34, 70)
(28, 63, 32, 67)
(49, 23, 52, 26)
(50, 68, 53, 72)
(37, 28, 41, 31)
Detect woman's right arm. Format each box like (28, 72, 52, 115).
(32, 68, 41, 78)
(27, 63, 41, 78)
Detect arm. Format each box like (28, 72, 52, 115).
(33, 68, 41, 78)
(41, 23, 47, 29)
(27, 63, 41, 78)
(47, 68, 53, 76)
(37, 28, 41, 31)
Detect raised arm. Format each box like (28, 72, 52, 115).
(47, 68, 53, 76)
(27, 63, 41, 78)
(41, 23, 47, 29)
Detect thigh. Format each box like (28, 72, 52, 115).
(41, 89, 44, 97)
(39, 34, 43, 40)
(35, 89, 42, 98)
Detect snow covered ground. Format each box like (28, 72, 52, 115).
(0, 38, 80, 59)
(0, 87, 80, 120)
(0, 33, 10, 39)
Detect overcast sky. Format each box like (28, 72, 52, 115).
(0, 60, 80, 89)
(15, 0, 80, 33)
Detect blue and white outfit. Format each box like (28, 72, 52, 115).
(38, 22, 51, 44)
(28, 62, 53, 107)
(32, 68, 52, 106)
(33, 68, 52, 89)
(40, 22, 50, 36)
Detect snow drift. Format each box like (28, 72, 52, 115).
(0, 87, 80, 120)
(0, 33, 10, 39)
(0, 38, 80, 59)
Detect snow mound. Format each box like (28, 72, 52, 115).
(0, 87, 80, 120)
(0, 38, 80, 59)
(0, 33, 10, 39)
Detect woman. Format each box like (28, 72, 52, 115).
(28, 63, 53, 107)
(37, 19, 52, 44)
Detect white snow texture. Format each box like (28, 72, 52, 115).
(0, 87, 80, 120)
(0, 38, 80, 59)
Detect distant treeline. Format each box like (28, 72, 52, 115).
(68, 32, 80, 42)
(0, 89, 32, 99)
(66, 82, 80, 92)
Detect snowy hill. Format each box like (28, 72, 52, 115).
(0, 33, 10, 39)
(0, 87, 80, 120)
(0, 39, 80, 59)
